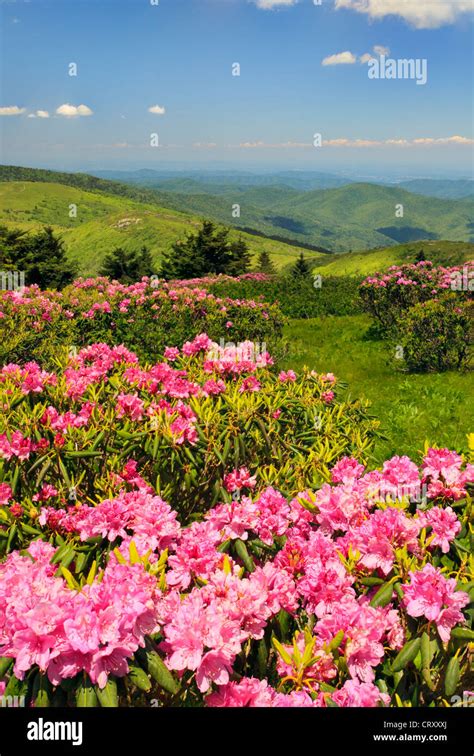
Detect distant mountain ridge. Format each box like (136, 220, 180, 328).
(0, 165, 472, 259)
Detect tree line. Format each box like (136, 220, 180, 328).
(0, 220, 314, 289)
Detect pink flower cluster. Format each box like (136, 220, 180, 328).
(39, 490, 180, 554)
(0, 541, 161, 688)
(0, 438, 474, 707)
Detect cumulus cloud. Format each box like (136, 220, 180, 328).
(325, 135, 474, 147)
(28, 110, 50, 119)
(335, 0, 473, 29)
(360, 45, 391, 63)
(0, 105, 25, 116)
(412, 135, 474, 145)
(373, 45, 390, 56)
(322, 51, 357, 66)
(236, 135, 474, 149)
(56, 103, 93, 117)
(148, 105, 166, 115)
(252, 0, 298, 8)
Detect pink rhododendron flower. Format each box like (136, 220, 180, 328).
(332, 679, 390, 707)
(418, 506, 461, 553)
(403, 564, 469, 642)
(0, 483, 12, 505)
(223, 467, 257, 493)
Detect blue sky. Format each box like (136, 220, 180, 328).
(0, 0, 473, 177)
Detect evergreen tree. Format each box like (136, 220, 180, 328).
(0, 225, 77, 289)
(291, 253, 311, 278)
(227, 236, 252, 276)
(160, 221, 250, 279)
(255, 249, 277, 275)
(99, 245, 156, 283)
(415, 249, 426, 262)
(136, 245, 156, 279)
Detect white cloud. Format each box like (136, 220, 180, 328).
(325, 135, 474, 147)
(360, 45, 390, 63)
(373, 44, 390, 56)
(412, 135, 474, 145)
(28, 109, 49, 119)
(236, 135, 474, 149)
(322, 51, 357, 66)
(148, 104, 166, 115)
(0, 105, 25, 116)
(252, 0, 298, 8)
(56, 103, 93, 117)
(335, 0, 473, 29)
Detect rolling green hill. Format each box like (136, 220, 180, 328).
(92, 178, 474, 252)
(2, 165, 472, 254)
(310, 240, 474, 277)
(0, 179, 322, 275)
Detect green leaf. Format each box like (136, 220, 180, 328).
(234, 539, 255, 573)
(75, 677, 98, 707)
(137, 639, 179, 695)
(369, 581, 395, 608)
(450, 627, 474, 641)
(272, 636, 293, 666)
(391, 638, 421, 673)
(444, 656, 460, 698)
(0, 656, 13, 677)
(96, 677, 118, 707)
(32, 672, 52, 707)
(127, 663, 151, 693)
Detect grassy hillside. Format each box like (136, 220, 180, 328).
(90, 181, 473, 253)
(310, 240, 474, 277)
(283, 315, 474, 464)
(0, 180, 322, 275)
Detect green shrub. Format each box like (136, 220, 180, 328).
(0, 279, 285, 368)
(206, 275, 363, 318)
(396, 295, 472, 373)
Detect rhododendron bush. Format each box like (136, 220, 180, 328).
(359, 260, 474, 335)
(0, 336, 472, 708)
(0, 447, 472, 707)
(359, 261, 473, 373)
(0, 336, 378, 519)
(0, 277, 284, 368)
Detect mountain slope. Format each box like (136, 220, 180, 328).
(310, 240, 474, 277)
(397, 179, 474, 200)
(87, 171, 474, 252)
(0, 180, 325, 275)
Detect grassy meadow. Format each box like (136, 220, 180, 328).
(282, 314, 474, 465)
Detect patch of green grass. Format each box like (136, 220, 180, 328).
(282, 315, 474, 465)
